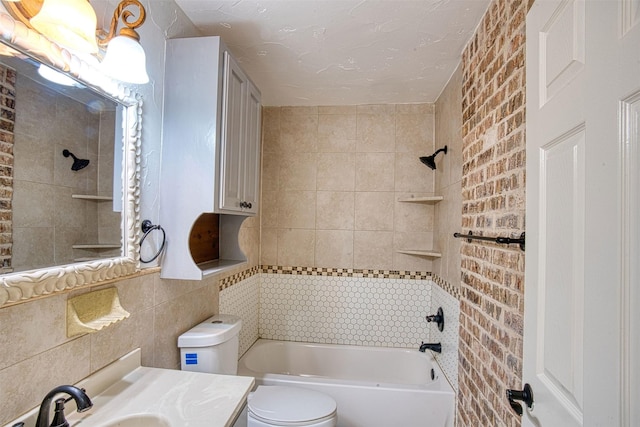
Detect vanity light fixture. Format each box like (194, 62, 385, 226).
(96, 0, 148, 84)
(0, 0, 149, 84)
(30, 0, 99, 54)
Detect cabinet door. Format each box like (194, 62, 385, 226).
(242, 81, 261, 215)
(220, 51, 246, 212)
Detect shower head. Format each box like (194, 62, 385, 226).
(419, 145, 448, 170)
(62, 149, 90, 171)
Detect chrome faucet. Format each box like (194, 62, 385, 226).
(36, 385, 92, 427)
(419, 342, 442, 353)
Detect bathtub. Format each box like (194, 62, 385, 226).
(237, 339, 455, 427)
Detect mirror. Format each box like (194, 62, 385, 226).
(0, 12, 141, 307)
(0, 51, 121, 273)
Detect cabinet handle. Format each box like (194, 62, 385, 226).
(240, 201, 252, 209)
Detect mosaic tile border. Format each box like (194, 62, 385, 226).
(432, 274, 461, 300)
(218, 265, 260, 291)
(260, 265, 432, 280)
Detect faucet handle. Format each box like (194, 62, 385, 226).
(425, 307, 445, 332)
(50, 398, 69, 427)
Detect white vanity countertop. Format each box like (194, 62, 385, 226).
(6, 349, 254, 427)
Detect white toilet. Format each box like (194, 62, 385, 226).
(178, 314, 338, 427)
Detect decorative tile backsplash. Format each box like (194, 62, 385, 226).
(430, 277, 460, 392)
(260, 272, 431, 347)
(220, 267, 460, 392)
(219, 273, 260, 357)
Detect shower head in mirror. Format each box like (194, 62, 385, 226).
(419, 146, 448, 170)
(62, 149, 90, 171)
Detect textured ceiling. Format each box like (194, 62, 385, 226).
(175, 0, 491, 106)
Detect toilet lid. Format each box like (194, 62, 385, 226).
(248, 386, 337, 423)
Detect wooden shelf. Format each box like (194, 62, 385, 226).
(72, 194, 113, 201)
(72, 244, 121, 249)
(397, 196, 444, 203)
(397, 249, 442, 258)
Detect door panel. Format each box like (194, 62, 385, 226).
(621, 84, 640, 427)
(620, 0, 640, 35)
(539, 125, 585, 419)
(524, 0, 639, 425)
(540, 0, 585, 105)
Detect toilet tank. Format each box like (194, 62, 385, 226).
(178, 314, 242, 374)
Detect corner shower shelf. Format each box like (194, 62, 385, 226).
(397, 195, 444, 203)
(396, 249, 442, 258)
(71, 194, 114, 201)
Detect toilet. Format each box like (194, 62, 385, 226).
(178, 314, 338, 427)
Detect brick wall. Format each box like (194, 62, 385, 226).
(0, 64, 15, 271)
(458, 0, 526, 426)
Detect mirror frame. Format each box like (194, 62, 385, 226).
(0, 11, 141, 307)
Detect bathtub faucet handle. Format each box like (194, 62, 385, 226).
(425, 307, 445, 332)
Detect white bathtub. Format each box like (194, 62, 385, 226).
(237, 339, 455, 427)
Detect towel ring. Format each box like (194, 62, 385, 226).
(140, 219, 166, 263)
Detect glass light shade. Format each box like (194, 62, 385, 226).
(38, 64, 81, 87)
(29, 0, 99, 54)
(100, 35, 149, 84)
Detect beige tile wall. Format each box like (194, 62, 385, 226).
(0, 213, 260, 425)
(0, 270, 216, 424)
(434, 65, 463, 289)
(261, 104, 438, 272)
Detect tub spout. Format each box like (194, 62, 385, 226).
(419, 342, 442, 353)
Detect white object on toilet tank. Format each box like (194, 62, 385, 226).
(178, 314, 242, 374)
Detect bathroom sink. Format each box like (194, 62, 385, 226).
(102, 414, 172, 427)
(7, 349, 254, 427)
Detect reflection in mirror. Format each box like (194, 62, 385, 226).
(0, 11, 141, 308)
(0, 47, 122, 274)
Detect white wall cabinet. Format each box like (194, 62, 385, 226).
(159, 36, 261, 280)
(219, 52, 261, 215)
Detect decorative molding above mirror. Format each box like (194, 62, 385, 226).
(0, 11, 141, 308)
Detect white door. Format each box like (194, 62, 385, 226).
(524, 0, 639, 425)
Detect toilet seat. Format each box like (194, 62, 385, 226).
(248, 386, 337, 426)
